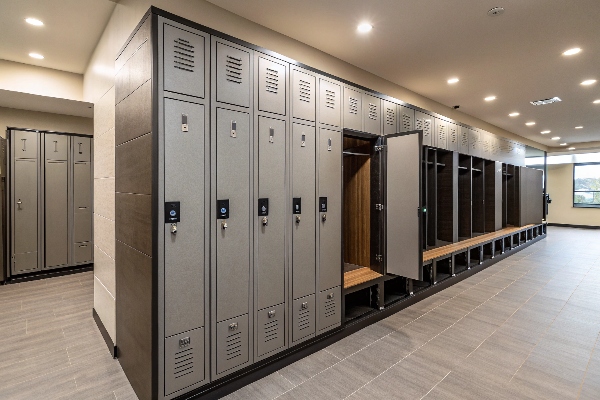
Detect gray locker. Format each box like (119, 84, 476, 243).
(435, 118, 448, 150)
(318, 128, 341, 292)
(458, 126, 470, 155)
(363, 94, 381, 135)
(164, 23, 206, 98)
(73, 162, 92, 244)
(13, 130, 38, 159)
(318, 287, 341, 333)
(164, 99, 206, 338)
(256, 116, 286, 310)
(13, 159, 38, 273)
(164, 328, 205, 396)
(415, 111, 432, 146)
(216, 41, 250, 108)
(292, 123, 316, 300)
(292, 294, 315, 342)
(73, 137, 91, 162)
(216, 108, 251, 322)
(45, 161, 68, 268)
(216, 315, 249, 374)
(382, 100, 397, 136)
(469, 129, 481, 158)
(319, 78, 341, 127)
(258, 56, 286, 115)
(400, 106, 415, 133)
(447, 123, 458, 152)
(256, 303, 285, 357)
(45, 134, 68, 161)
(292, 69, 316, 122)
(73, 243, 92, 264)
(343, 87, 362, 131)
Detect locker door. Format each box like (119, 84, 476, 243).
(447, 123, 458, 152)
(216, 42, 250, 108)
(45, 134, 68, 161)
(256, 116, 286, 310)
(435, 118, 448, 150)
(216, 108, 251, 322)
(73, 162, 92, 243)
(415, 111, 432, 146)
(13, 159, 39, 273)
(292, 69, 316, 122)
(458, 126, 470, 154)
(292, 123, 316, 300)
(382, 100, 397, 136)
(319, 78, 341, 127)
(318, 128, 341, 292)
(400, 106, 415, 133)
(164, 23, 206, 98)
(343, 88, 362, 131)
(384, 132, 422, 280)
(468, 129, 480, 158)
(258, 56, 286, 115)
(164, 99, 206, 338)
(13, 130, 38, 159)
(45, 161, 68, 268)
(363, 94, 381, 135)
(73, 137, 91, 162)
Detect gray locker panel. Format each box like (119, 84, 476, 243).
(216, 315, 249, 374)
(165, 99, 206, 337)
(435, 118, 448, 150)
(14, 252, 38, 273)
(73, 162, 91, 209)
(216, 108, 251, 322)
(292, 294, 315, 343)
(400, 106, 415, 133)
(292, 123, 316, 300)
(447, 123, 458, 152)
(216, 41, 251, 108)
(318, 128, 341, 292)
(45, 161, 68, 268)
(458, 126, 470, 154)
(13, 130, 38, 159)
(14, 159, 38, 255)
(257, 116, 286, 310)
(258, 56, 286, 115)
(469, 129, 480, 158)
(385, 132, 421, 280)
(343, 87, 362, 131)
(363, 94, 381, 135)
(292, 69, 316, 122)
(481, 131, 490, 159)
(415, 111, 432, 147)
(73, 213, 92, 243)
(318, 286, 341, 333)
(165, 328, 205, 396)
(73, 137, 91, 162)
(164, 23, 205, 99)
(319, 78, 341, 127)
(44, 134, 68, 161)
(256, 303, 285, 357)
(382, 100, 397, 136)
(73, 242, 92, 264)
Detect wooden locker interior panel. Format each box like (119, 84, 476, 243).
(502, 164, 508, 227)
(484, 160, 502, 233)
(458, 155, 472, 240)
(425, 149, 437, 248)
(505, 165, 520, 227)
(436, 151, 457, 245)
(471, 157, 485, 235)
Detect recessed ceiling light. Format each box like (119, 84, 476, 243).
(593, 100, 600, 104)
(447, 78, 459, 84)
(568, 147, 576, 150)
(575, 126, 583, 129)
(357, 23, 372, 33)
(25, 17, 43, 26)
(508, 112, 520, 117)
(29, 52, 44, 59)
(484, 96, 496, 101)
(581, 79, 597, 86)
(562, 48, 581, 56)
(541, 130, 551, 134)
(525, 122, 536, 126)
(551, 137, 560, 140)
(560, 143, 567, 146)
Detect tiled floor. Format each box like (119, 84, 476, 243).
(1, 227, 599, 399)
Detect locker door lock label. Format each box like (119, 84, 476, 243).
(292, 198, 302, 214)
(258, 198, 269, 216)
(319, 197, 328, 212)
(231, 120, 237, 138)
(182, 114, 189, 132)
(217, 199, 230, 219)
(301, 134, 306, 147)
(165, 202, 180, 223)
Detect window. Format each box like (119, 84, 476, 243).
(573, 163, 600, 208)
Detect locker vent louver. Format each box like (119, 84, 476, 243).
(324, 297, 337, 318)
(438, 126, 446, 142)
(402, 113, 412, 131)
(298, 308, 311, 331)
(225, 55, 243, 84)
(348, 97, 359, 114)
(173, 38, 195, 72)
(225, 331, 242, 360)
(173, 347, 195, 380)
(299, 80, 312, 103)
(461, 132, 469, 147)
(263, 319, 280, 343)
(368, 103, 378, 120)
(265, 68, 279, 94)
(423, 119, 431, 137)
(385, 107, 395, 126)
(450, 128, 457, 143)
(325, 90, 336, 109)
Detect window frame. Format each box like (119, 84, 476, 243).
(573, 162, 600, 208)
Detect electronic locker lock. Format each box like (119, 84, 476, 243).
(258, 198, 269, 226)
(293, 197, 302, 224)
(319, 197, 327, 222)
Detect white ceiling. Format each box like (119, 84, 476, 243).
(0, 90, 93, 118)
(208, 0, 600, 149)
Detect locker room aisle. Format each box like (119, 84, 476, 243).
(0, 226, 598, 399)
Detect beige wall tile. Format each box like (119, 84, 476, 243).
(94, 277, 116, 343)
(94, 214, 115, 259)
(94, 86, 115, 137)
(93, 127, 115, 179)
(94, 177, 115, 220)
(94, 245, 115, 297)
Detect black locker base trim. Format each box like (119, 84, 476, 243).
(93, 308, 117, 359)
(174, 233, 546, 400)
(3, 263, 93, 285)
(547, 223, 600, 229)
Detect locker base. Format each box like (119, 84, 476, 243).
(4, 263, 92, 284)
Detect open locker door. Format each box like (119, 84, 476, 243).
(384, 131, 422, 280)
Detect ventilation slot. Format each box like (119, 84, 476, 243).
(402, 114, 411, 131)
(450, 128, 457, 143)
(385, 108, 395, 126)
(298, 308, 311, 331)
(225, 55, 243, 84)
(423, 119, 431, 137)
(263, 320, 279, 343)
(368, 103, 378, 120)
(438, 126, 446, 142)
(325, 90, 336, 109)
(265, 68, 278, 94)
(299, 80, 311, 103)
(225, 331, 242, 360)
(173, 347, 195, 379)
(173, 38, 195, 72)
(461, 132, 469, 148)
(324, 298, 337, 318)
(348, 97, 359, 114)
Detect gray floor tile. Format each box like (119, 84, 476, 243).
(277, 349, 340, 387)
(223, 372, 294, 400)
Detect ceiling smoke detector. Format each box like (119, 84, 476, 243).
(530, 97, 561, 106)
(488, 7, 505, 16)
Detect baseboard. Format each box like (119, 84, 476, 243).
(547, 223, 600, 229)
(93, 308, 117, 359)
(5, 264, 93, 284)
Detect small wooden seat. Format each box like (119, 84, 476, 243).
(344, 267, 383, 289)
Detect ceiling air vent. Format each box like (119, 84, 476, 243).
(530, 97, 561, 106)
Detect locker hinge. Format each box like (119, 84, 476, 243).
(375, 204, 384, 211)
(375, 145, 386, 152)
(375, 254, 383, 262)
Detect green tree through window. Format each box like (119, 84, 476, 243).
(574, 163, 600, 207)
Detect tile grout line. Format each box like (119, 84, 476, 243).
(322, 348, 341, 360)
(420, 371, 451, 400)
(577, 330, 600, 400)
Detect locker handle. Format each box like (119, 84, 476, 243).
(53, 141, 58, 152)
(228, 322, 238, 331)
(21, 139, 26, 152)
(78, 142, 83, 154)
(295, 215, 301, 224)
(322, 213, 327, 222)
(17, 199, 22, 210)
(262, 216, 268, 226)
(78, 207, 87, 210)
(79, 245, 88, 248)
(268, 310, 276, 318)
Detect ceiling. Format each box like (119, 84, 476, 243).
(0, 90, 93, 118)
(208, 0, 600, 149)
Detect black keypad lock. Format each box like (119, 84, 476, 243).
(292, 198, 302, 214)
(217, 199, 229, 219)
(319, 197, 328, 212)
(258, 198, 269, 216)
(165, 201, 180, 223)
